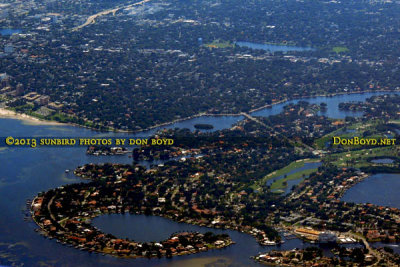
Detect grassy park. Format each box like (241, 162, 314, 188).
(332, 46, 349, 53)
(205, 40, 234, 48)
(326, 146, 398, 168)
(251, 158, 320, 191)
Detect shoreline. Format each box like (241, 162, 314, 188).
(1, 89, 399, 133)
(0, 108, 62, 126)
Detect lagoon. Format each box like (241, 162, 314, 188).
(268, 162, 322, 195)
(371, 158, 395, 164)
(92, 214, 345, 266)
(1, 91, 399, 266)
(251, 92, 395, 119)
(0, 29, 22, 36)
(235, 41, 314, 52)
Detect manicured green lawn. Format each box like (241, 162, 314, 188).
(332, 46, 349, 53)
(314, 127, 347, 149)
(327, 147, 398, 168)
(314, 120, 386, 150)
(251, 158, 320, 191)
(270, 168, 318, 190)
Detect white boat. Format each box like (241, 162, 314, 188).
(262, 240, 277, 246)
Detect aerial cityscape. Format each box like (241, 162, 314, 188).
(1, 0, 400, 266)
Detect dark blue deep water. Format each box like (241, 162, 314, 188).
(341, 173, 400, 209)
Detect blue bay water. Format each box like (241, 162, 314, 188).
(0, 91, 399, 266)
(341, 173, 400, 209)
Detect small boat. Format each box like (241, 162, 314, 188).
(65, 169, 70, 173)
(262, 240, 277, 246)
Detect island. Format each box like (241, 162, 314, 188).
(30, 97, 400, 265)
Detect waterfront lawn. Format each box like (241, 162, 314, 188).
(47, 112, 74, 123)
(251, 158, 320, 191)
(270, 167, 318, 190)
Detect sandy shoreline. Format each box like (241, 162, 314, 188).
(0, 89, 399, 132)
(0, 108, 62, 126)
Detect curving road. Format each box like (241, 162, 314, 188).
(73, 0, 152, 31)
(348, 232, 383, 265)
